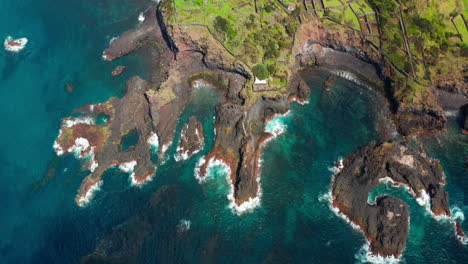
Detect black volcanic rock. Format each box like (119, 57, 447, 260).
(460, 104, 468, 134)
(176, 116, 204, 160)
(332, 141, 453, 258)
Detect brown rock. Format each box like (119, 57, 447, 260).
(111, 65, 126, 76)
(332, 141, 452, 258)
(176, 116, 204, 160)
(65, 83, 74, 93)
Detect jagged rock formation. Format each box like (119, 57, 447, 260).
(176, 116, 204, 161)
(460, 104, 468, 134)
(332, 141, 454, 257)
(111, 66, 126, 76)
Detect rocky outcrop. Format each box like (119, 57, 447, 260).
(54, 77, 159, 204)
(196, 95, 293, 205)
(111, 65, 126, 76)
(102, 8, 161, 61)
(176, 116, 204, 161)
(435, 68, 468, 98)
(332, 141, 454, 258)
(394, 100, 447, 137)
(460, 104, 468, 134)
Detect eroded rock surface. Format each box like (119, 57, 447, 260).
(332, 141, 455, 257)
(111, 65, 126, 76)
(460, 104, 468, 134)
(176, 116, 204, 161)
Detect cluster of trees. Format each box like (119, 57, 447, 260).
(213, 16, 236, 39)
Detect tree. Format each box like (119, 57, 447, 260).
(252, 64, 270, 80)
(213, 16, 236, 39)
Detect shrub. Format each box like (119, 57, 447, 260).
(412, 17, 434, 33)
(252, 64, 270, 80)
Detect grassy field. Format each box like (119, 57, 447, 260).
(170, 0, 298, 91)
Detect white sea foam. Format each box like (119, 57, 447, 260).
(355, 241, 402, 264)
(4, 36, 28, 52)
(451, 206, 465, 222)
(415, 189, 430, 207)
(68, 137, 90, 157)
(129, 172, 153, 187)
(265, 111, 290, 138)
(87, 147, 98, 172)
(53, 129, 64, 155)
(289, 96, 309, 105)
(118, 160, 150, 187)
(77, 180, 103, 207)
(147, 132, 159, 150)
(177, 219, 191, 232)
(194, 156, 207, 183)
(119, 160, 137, 182)
(160, 140, 171, 155)
(333, 70, 367, 87)
(444, 110, 458, 117)
(102, 51, 110, 61)
(138, 12, 145, 22)
(119, 160, 137, 173)
(318, 189, 363, 232)
(327, 158, 344, 175)
(62, 116, 95, 128)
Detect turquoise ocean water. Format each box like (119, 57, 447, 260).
(0, 0, 467, 263)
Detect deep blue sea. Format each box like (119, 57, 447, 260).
(0, 0, 467, 263)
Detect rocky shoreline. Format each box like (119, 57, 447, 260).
(50, 2, 467, 259)
(331, 141, 463, 258)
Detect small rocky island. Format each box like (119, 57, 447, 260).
(50, 0, 467, 260)
(175, 116, 204, 161)
(332, 141, 455, 257)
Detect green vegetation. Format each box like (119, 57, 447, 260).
(169, 0, 299, 94)
(369, 0, 467, 106)
(165, 0, 466, 109)
(252, 64, 270, 80)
